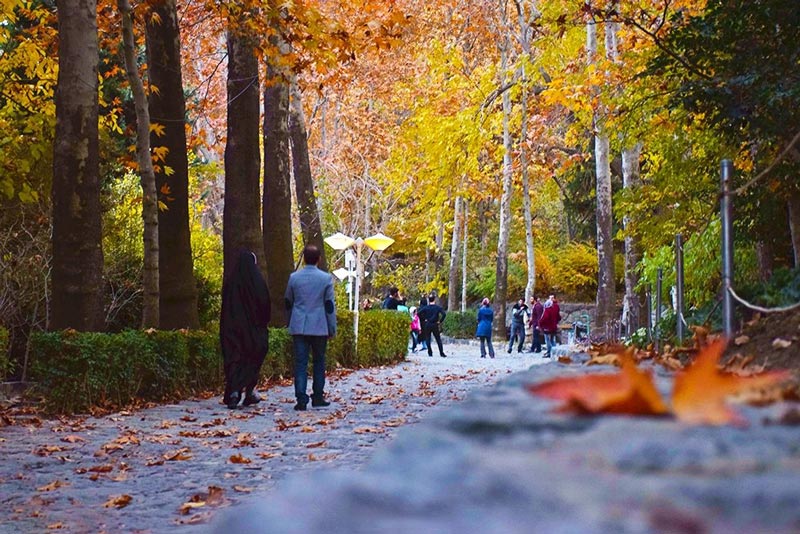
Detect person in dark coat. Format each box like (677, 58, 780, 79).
(475, 297, 495, 358)
(417, 294, 447, 358)
(220, 249, 271, 409)
(539, 295, 561, 358)
(382, 287, 401, 310)
(528, 295, 544, 353)
(507, 298, 528, 353)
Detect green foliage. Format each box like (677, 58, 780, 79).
(742, 267, 800, 308)
(441, 310, 477, 339)
(0, 326, 9, 380)
(549, 242, 598, 301)
(354, 310, 409, 367)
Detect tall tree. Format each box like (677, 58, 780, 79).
(621, 142, 642, 334)
(447, 195, 463, 311)
(118, 0, 159, 328)
(224, 24, 265, 282)
(263, 55, 294, 327)
(493, 3, 514, 339)
(289, 79, 327, 271)
(51, 0, 105, 331)
(145, 0, 199, 329)
(589, 16, 616, 329)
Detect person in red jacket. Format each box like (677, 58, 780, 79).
(538, 294, 561, 358)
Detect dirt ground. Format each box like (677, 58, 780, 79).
(722, 308, 800, 374)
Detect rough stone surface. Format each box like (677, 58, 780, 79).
(0, 343, 542, 533)
(208, 350, 800, 534)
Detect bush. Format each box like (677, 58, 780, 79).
(354, 310, 409, 367)
(0, 326, 9, 380)
(442, 310, 478, 339)
(30, 310, 411, 414)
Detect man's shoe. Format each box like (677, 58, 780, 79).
(311, 397, 331, 408)
(294, 402, 307, 411)
(506, 349, 512, 354)
(226, 391, 240, 410)
(242, 391, 262, 406)
(440, 354, 447, 358)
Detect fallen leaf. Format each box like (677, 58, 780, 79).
(557, 355, 572, 364)
(353, 426, 386, 434)
(256, 452, 281, 460)
(306, 440, 327, 448)
(60, 435, 86, 444)
(233, 485, 253, 493)
(229, 453, 251, 464)
(46, 523, 64, 530)
(772, 338, 792, 349)
(527, 353, 669, 416)
(672, 339, 790, 425)
(733, 335, 750, 346)
(37, 480, 69, 492)
(163, 448, 193, 461)
(586, 353, 622, 367)
(102, 494, 132, 509)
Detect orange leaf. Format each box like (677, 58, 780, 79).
(102, 494, 132, 509)
(672, 339, 790, 426)
(228, 453, 251, 464)
(527, 354, 669, 416)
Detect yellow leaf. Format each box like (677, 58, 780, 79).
(150, 123, 166, 137)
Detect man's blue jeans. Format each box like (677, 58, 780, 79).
(293, 335, 328, 404)
(544, 332, 557, 357)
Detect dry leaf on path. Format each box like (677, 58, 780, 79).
(102, 494, 132, 509)
(228, 453, 251, 464)
(163, 448, 193, 461)
(557, 355, 572, 364)
(772, 338, 792, 349)
(527, 354, 669, 416)
(672, 339, 790, 425)
(233, 485, 253, 493)
(256, 451, 281, 460)
(37, 480, 69, 492)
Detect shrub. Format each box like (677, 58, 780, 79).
(355, 310, 409, 367)
(549, 242, 598, 301)
(0, 326, 9, 380)
(442, 310, 478, 339)
(30, 310, 411, 414)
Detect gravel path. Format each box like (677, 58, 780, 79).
(0, 343, 545, 533)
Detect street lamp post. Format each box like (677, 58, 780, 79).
(324, 232, 394, 349)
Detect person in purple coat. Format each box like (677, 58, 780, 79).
(475, 298, 495, 358)
(527, 295, 544, 353)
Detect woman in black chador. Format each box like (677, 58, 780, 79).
(220, 250, 270, 409)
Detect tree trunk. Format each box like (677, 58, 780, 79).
(461, 200, 469, 312)
(755, 241, 774, 283)
(145, 0, 199, 329)
(447, 196, 463, 311)
(589, 18, 616, 330)
(520, 73, 535, 305)
(493, 35, 514, 340)
(119, 0, 159, 329)
(51, 0, 104, 331)
(263, 59, 294, 327)
(622, 143, 643, 334)
(224, 27, 264, 282)
(789, 191, 800, 269)
(289, 79, 327, 271)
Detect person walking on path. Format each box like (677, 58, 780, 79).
(418, 294, 447, 358)
(220, 250, 271, 409)
(409, 306, 422, 352)
(528, 295, 544, 353)
(285, 245, 337, 411)
(538, 295, 561, 358)
(507, 298, 528, 353)
(476, 297, 495, 359)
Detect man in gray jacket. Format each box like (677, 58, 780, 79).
(284, 245, 337, 411)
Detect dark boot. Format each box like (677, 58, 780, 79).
(311, 395, 330, 408)
(227, 391, 240, 409)
(243, 390, 262, 406)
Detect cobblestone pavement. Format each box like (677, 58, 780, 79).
(0, 343, 545, 533)
(207, 349, 800, 534)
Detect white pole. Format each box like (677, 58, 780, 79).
(354, 239, 363, 349)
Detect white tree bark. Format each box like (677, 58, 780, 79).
(118, 0, 158, 328)
(493, 26, 514, 339)
(447, 195, 463, 311)
(622, 142, 643, 334)
(461, 200, 469, 312)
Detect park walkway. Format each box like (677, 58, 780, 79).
(0, 343, 544, 533)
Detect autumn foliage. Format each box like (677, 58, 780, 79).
(527, 339, 790, 426)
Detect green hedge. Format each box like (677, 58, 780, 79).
(30, 310, 409, 414)
(442, 310, 478, 339)
(0, 326, 9, 380)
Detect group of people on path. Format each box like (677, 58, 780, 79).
(477, 294, 561, 359)
(220, 245, 562, 412)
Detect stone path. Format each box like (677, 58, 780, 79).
(0, 343, 544, 533)
(207, 350, 800, 534)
